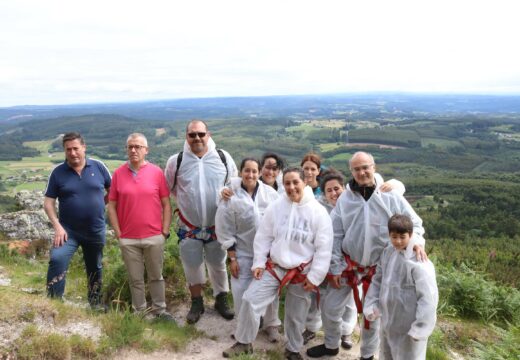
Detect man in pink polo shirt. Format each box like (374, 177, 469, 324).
(107, 132, 174, 321)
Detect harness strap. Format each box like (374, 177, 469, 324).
(265, 258, 320, 308)
(326, 253, 376, 330)
(174, 208, 217, 243)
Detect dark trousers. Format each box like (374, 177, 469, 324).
(46, 227, 105, 305)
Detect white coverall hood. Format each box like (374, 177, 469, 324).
(165, 136, 237, 228)
(215, 178, 279, 258)
(329, 177, 424, 273)
(253, 185, 333, 286)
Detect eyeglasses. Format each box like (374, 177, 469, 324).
(187, 132, 207, 139)
(350, 164, 374, 173)
(126, 145, 147, 151)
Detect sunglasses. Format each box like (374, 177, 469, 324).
(187, 132, 207, 139)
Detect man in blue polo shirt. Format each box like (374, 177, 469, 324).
(44, 132, 111, 310)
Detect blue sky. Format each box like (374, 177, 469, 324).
(1, 0, 519, 106)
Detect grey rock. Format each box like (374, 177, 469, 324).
(0, 191, 53, 242)
(15, 190, 45, 211)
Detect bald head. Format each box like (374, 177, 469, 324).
(349, 151, 376, 186)
(185, 119, 208, 133)
(349, 152, 375, 169)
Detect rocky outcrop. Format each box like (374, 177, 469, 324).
(15, 190, 45, 211)
(0, 191, 53, 242)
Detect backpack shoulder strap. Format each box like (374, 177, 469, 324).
(216, 149, 229, 185)
(173, 151, 183, 190)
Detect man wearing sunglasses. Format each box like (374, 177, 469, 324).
(165, 120, 237, 323)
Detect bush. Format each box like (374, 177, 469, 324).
(471, 325, 520, 359)
(436, 262, 520, 324)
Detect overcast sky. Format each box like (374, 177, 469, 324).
(1, 0, 519, 107)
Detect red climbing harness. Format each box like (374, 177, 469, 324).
(265, 258, 321, 308)
(327, 253, 376, 329)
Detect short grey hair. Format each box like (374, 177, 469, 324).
(126, 133, 148, 146)
(349, 151, 375, 169)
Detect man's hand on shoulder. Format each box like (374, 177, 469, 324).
(413, 245, 428, 262)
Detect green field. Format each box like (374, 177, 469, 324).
(421, 137, 463, 149)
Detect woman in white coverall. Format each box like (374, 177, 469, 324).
(223, 167, 333, 360)
(304, 168, 407, 347)
(363, 214, 438, 360)
(215, 158, 282, 342)
(259, 152, 286, 194)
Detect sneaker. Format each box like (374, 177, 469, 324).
(155, 311, 176, 323)
(284, 349, 303, 360)
(187, 296, 205, 324)
(302, 329, 316, 345)
(306, 344, 339, 358)
(222, 342, 253, 358)
(215, 292, 234, 320)
(341, 334, 353, 350)
(265, 326, 281, 343)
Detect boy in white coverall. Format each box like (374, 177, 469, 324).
(215, 158, 282, 342)
(223, 168, 333, 360)
(364, 214, 438, 360)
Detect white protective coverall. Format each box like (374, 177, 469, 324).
(234, 186, 333, 353)
(164, 137, 237, 294)
(215, 177, 281, 328)
(306, 174, 406, 335)
(364, 245, 438, 360)
(322, 179, 424, 358)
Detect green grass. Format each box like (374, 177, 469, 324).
(318, 142, 343, 152)
(23, 140, 54, 153)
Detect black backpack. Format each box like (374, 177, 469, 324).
(172, 149, 228, 190)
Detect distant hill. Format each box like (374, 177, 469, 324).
(2, 93, 520, 123)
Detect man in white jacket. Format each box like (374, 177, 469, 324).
(223, 168, 333, 360)
(165, 120, 238, 323)
(307, 152, 427, 360)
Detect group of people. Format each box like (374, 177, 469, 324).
(43, 119, 438, 360)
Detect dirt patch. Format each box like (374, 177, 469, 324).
(115, 303, 361, 359)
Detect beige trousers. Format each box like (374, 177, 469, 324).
(119, 234, 166, 315)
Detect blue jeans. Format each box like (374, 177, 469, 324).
(46, 227, 105, 305)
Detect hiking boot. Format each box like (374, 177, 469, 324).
(284, 349, 303, 360)
(341, 334, 353, 350)
(265, 326, 281, 343)
(155, 311, 176, 323)
(302, 329, 316, 345)
(222, 342, 253, 358)
(215, 292, 234, 320)
(89, 302, 108, 313)
(360, 357, 374, 360)
(306, 344, 339, 358)
(187, 296, 204, 324)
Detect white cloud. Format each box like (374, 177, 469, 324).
(1, 0, 520, 106)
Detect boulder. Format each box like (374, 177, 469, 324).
(0, 191, 53, 242)
(0, 209, 53, 242)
